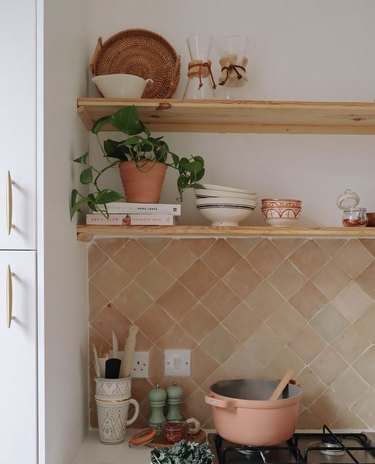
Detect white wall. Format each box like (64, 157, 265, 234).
(43, 0, 89, 462)
(87, 0, 375, 226)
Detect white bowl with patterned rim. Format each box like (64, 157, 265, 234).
(196, 197, 257, 208)
(201, 183, 256, 195)
(195, 188, 257, 200)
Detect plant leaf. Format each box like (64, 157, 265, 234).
(73, 152, 89, 164)
(92, 115, 112, 134)
(80, 167, 93, 184)
(95, 189, 124, 204)
(110, 106, 146, 135)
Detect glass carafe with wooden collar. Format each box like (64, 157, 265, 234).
(215, 35, 250, 99)
(183, 34, 216, 99)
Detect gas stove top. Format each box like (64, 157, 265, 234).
(208, 425, 375, 464)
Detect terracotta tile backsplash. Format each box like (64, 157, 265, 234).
(88, 237, 375, 430)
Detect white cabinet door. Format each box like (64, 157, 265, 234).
(0, 251, 37, 464)
(0, 0, 36, 250)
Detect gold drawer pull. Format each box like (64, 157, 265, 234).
(6, 171, 13, 235)
(6, 265, 14, 328)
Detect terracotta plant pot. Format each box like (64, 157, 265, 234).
(118, 160, 167, 203)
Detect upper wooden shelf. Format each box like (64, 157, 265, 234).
(77, 98, 375, 135)
(76, 225, 375, 242)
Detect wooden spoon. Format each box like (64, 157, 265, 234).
(269, 369, 295, 400)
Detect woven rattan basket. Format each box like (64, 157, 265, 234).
(90, 29, 180, 99)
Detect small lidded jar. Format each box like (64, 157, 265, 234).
(162, 421, 187, 444)
(336, 189, 368, 227)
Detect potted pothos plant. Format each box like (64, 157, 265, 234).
(70, 106, 205, 218)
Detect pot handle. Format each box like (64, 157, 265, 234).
(205, 393, 236, 409)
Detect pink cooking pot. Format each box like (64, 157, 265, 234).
(205, 378, 301, 446)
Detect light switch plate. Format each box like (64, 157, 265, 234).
(164, 349, 191, 376)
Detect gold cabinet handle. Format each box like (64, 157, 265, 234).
(6, 265, 13, 328)
(6, 171, 13, 235)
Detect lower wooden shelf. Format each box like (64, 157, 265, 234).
(76, 225, 375, 241)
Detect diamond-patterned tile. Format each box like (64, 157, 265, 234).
(268, 261, 307, 299)
(201, 325, 239, 364)
(222, 302, 262, 342)
(289, 240, 330, 278)
(94, 238, 128, 256)
(244, 324, 284, 365)
(332, 282, 373, 322)
(90, 259, 132, 300)
(90, 303, 130, 345)
(226, 238, 260, 256)
(191, 346, 220, 385)
(309, 388, 346, 424)
(112, 240, 153, 276)
(360, 239, 375, 257)
(157, 240, 197, 278)
(310, 346, 348, 386)
(288, 325, 327, 363)
(246, 281, 285, 321)
(246, 239, 284, 278)
(89, 282, 108, 321)
(315, 238, 347, 257)
(352, 389, 375, 428)
(331, 367, 369, 407)
(333, 240, 373, 278)
(135, 304, 175, 343)
(88, 243, 108, 278)
(312, 261, 351, 300)
(353, 346, 375, 386)
(179, 260, 217, 299)
(356, 261, 375, 298)
(113, 282, 153, 322)
(86, 237, 375, 429)
(137, 238, 170, 256)
(182, 238, 215, 257)
(271, 238, 305, 257)
(267, 302, 306, 344)
(180, 303, 219, 343)
(201, 281, 241, 320)
(289, 282, 328, 321)
(201, 239, 241, 278)
(310, 303, 349, 343)
(135, 261, 174, 299)
(223, 259, 262, 299)
(157, 281, 197, 321)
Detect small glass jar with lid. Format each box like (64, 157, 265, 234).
(342, 207, 368, 227)
(336, 188, 368, 227)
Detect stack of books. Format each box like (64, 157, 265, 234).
(86, 202, 181, 226)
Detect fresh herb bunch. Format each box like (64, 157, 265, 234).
(150, 440, 213, 464)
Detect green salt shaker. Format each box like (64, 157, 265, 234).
(166, 382, 183, 421)
(148, 384, 167, 428)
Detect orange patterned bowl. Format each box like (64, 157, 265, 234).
(261, 198, 302, 226)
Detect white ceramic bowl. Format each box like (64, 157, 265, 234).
(200, 183, 256, 195)
(92, 73, 153, 98)
(196, 205, 254, 226)
(261, 198, 302, 209)
(196, 197, 257, 208)
(195, 188, 257, 200)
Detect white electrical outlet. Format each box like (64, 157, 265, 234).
(164, 349, 191, 376)
(131, 351, 149, 378)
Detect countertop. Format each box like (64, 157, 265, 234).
(72, 429, 212, 464)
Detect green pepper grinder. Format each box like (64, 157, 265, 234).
(166, 382, 183, 421)
(148, 384, 167, 428)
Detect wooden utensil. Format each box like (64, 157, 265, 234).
(92, 344, 100, 378)
(120, 325, 138, 378)
(269, 369, 294, 400)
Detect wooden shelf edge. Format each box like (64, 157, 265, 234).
(77, 98, 375, 135)
(76, 225, 375, 241)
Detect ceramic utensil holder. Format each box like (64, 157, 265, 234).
(95, 397, 139, 444)
(95, 376, 131, 401)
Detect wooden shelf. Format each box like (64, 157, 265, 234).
(77, 98, 375, 134)
(76, 225, 375, 241)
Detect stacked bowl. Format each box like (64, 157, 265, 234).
(195, 183, 257, 226)
(261, 198, 302, 226)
